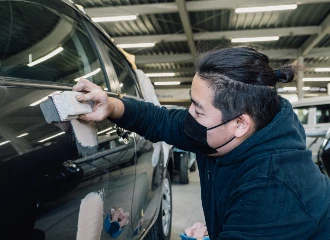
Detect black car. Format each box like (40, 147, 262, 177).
(318, 129, 330, 176)
(0, 1, 173, 239)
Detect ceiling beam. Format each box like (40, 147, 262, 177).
(113, 26, 320, 44)
(304, 47, 330, 58)
(135, 48, 330, 64)
(85, 0, 330, 17)
(136, 54, 193, 64)
(143, 68, 195, 73)
(143, 63, 330, 73)
(154, 82, 330, 89)
(301, 14, 330, 56)
(176, 0, 196, 56)
(150, 73, 330, 82)
(150, 77, 193, 83)
(305, 63, 330, 68)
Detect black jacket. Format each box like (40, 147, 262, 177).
(113, 96, 330, 239)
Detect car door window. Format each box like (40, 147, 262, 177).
(101, 42, 139, 96)
(0, 2, 137, 239)
(316, 105, 330, 123)
(0, 1, 107, 89)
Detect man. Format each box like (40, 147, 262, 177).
(73, 47, 330, 239)
(119, 48, 172, 167)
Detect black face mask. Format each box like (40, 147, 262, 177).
(184, 112, 241, 155)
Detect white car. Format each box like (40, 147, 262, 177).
(292, 96, 330, 162)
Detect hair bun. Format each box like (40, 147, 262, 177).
(274, 67, 294, 83)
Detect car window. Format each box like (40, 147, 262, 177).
(294, 107, 309, 124)
(101, 42, 138, 96)
(0, 1, 107, 89)
(316, 105, 330, 123)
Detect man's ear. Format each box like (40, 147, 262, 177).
(235, 114, 253, 138)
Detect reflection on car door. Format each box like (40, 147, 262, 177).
(0, 1, 136, 239)
(98, 40, 166, 238)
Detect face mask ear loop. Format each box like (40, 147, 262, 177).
(207, 114, 242, 131)
(214, 136, 236, 149)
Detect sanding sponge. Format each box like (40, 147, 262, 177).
(40, 91, 93, 123)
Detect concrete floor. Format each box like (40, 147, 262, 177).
(170, 170, 206, 240)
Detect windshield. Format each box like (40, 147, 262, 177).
(293, 107, 309, 124)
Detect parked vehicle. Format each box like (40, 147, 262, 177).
(163, 105, 197, 184)
(317, 128, 330, 176)
(292, 96, 330, 162)
(0, 1, 173, 239)
(173, 147, 197, 184)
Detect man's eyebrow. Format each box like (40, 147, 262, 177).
(190, 98, 204, 110)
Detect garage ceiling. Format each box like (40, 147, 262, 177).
(73, 0, 330, 105)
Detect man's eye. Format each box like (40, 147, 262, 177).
(195, 111, 203, 116)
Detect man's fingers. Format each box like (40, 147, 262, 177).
(78, 111, 104, 122)
(76, 92, 97, 103)
(72, 78, 100, 92)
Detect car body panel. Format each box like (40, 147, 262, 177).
(0, 0, 172, 239)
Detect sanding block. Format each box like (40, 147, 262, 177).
(40, 91, 98, 156)
(40, 91, 93, 123)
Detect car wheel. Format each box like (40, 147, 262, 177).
(190, 161, 197, 172)
(179, 153, 189, 184)
(145, 171, 172, 240)
(318, 159, 329, 176)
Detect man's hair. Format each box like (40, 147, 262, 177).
(196, 46, 295, 131)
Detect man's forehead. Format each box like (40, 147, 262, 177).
(190, 87, 206, 110)
(190, 76, 216, 110)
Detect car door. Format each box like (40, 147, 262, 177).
(92, 36, 167, 238)
(0, 1, 136, 239)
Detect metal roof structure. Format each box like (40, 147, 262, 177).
(73, 0, 330, 105)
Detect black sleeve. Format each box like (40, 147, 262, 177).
(111, 97, 195, 152)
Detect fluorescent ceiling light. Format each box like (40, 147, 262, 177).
(0, 140, 10, 146)
(302, 87, 311, 91)
(119, 83, 123, 87)
(39, 132, 65, 143)
(283, 87, 296, 91)
(154, 81, 181, 86)
(309, 87, 327, 92)
(97, 127, 113, 135)
(30, 91, 61, 106)
(235, 4, 297, 13)
(146, 73, 175, 77)
(74, 68, 101, 81)
(232, 36, 279, 43)
(303, 78, 330, 82)
(314, 68, 330, 72)
(305, 94, 322, 97)
(27, 47, 63, 67)
(92, 15, 137, 23)
(117, 43, 155, 48)
(17, 133, 29, 138)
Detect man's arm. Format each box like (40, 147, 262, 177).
(219, 178, 317, 240)
(73, 79, 194, 152)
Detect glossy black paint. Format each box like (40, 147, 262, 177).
(0, 0, 173, 239)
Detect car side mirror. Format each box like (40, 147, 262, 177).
(116, 127, 131, 144)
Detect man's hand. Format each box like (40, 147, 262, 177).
(72, 78, 124, 121)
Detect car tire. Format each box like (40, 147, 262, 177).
(190, 161, 197, 172)
(179, 153, 189, 184)
(145, 171, 172, 240)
